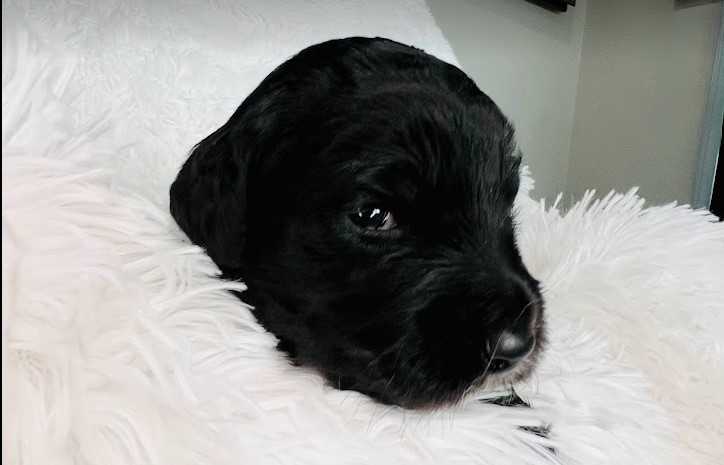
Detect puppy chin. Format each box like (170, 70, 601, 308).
(387, 354, 541, 411)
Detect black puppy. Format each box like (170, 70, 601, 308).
(170, 37, 544, 409)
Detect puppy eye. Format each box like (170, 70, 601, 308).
(351, 208, 397, 231)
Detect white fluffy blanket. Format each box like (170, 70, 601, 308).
(3, 2, 724, 464)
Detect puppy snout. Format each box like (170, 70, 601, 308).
(485, 288, 540, 373)
(486, 329, 535, 373)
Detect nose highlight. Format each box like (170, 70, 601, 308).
(487, 330, 535, 373)
(497, 330, 534, 361)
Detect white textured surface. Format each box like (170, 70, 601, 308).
(4, 0, 459, 207)
(3, 2, 724, 464)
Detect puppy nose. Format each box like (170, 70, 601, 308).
(487, 330, 535, 373)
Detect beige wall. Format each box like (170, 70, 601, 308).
(566, 0, 722, 206)
(427, 0, 589, 203)
(427, 0, 721, 207)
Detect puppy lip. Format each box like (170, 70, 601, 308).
(473, 354, 537, 392)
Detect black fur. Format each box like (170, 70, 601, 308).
(170, 37, 544, 409)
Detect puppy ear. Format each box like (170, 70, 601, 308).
(170, 127, 248, 271)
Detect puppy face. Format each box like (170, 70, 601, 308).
(170, 37, 544, 409)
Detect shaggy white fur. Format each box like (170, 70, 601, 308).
(3, 2, 723, 465)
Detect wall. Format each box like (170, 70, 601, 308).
(426, 0, 589, 203)
(566, 0, 722, 206)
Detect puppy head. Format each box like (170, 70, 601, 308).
(170, 37, 544, 409)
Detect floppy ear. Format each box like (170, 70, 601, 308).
(170, 127, 248, 271)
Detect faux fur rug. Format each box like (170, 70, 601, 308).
(3, 2, 724, 464)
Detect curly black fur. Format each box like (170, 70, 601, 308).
(170, 37, 545, 409)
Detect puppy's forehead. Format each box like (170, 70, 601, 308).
(314, 95, 518, 202)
